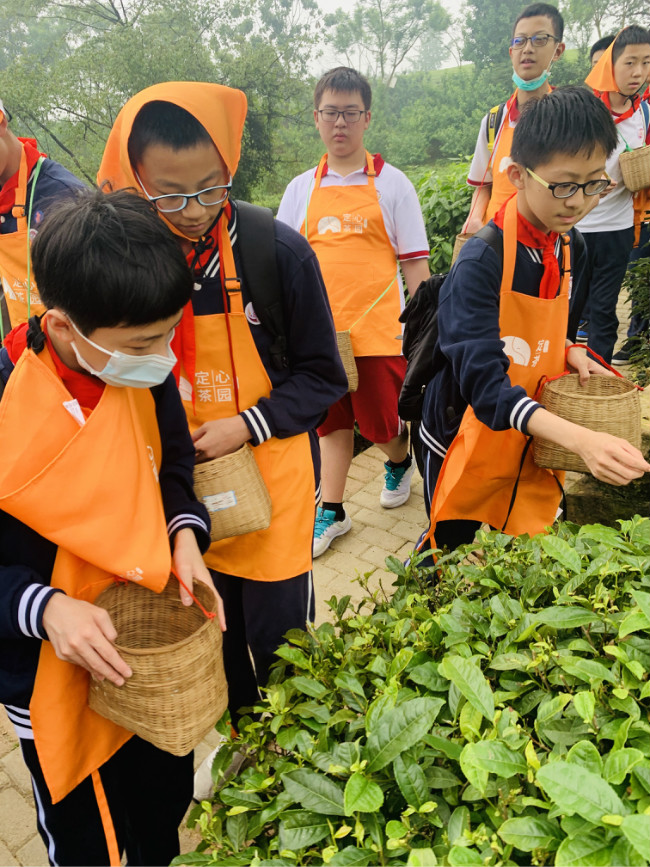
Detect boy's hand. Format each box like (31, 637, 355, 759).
(192, 416, 251, 462)
(566, 345, 615, 386)
(574, 429, 650, 486)
(172, 527, 226, 631)
(42, 594, 132, 686)
(462, 216, 482, 235)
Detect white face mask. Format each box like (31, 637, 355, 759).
(68, 319, 177, 389)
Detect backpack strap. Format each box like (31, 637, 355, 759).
(474, 222, 503, 260)
(234, 200, 289, 370)
(640, 99, 650, 138)
(486, 103, 506, 153)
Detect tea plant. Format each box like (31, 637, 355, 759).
(415, 162, 472, 274)
(177, 518, 650, 867)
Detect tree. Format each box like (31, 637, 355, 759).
(322, 0, 451, 85)
(0, 0, 320, 197)
(462, 0, 523, 71)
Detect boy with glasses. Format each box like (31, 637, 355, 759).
(278, 66, 430, 557)
(576, 25, 650, 364)
(419, 87, 649, 554)
(463, 3, 565, 235)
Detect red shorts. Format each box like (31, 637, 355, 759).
(318, 355, 407, 443)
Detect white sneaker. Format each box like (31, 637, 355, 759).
(380, 460, 415, 508)
(192, 736, 246, 802)
(313, 507, 352, 558)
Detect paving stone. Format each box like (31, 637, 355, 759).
(0, 713, 18, 761)
(0, 771, 12, 791)
(342, 501, 361, 518)
(342, 476, 364, 496)
(390, 519, 425, 546)
(2, 747, 33, 797)
(395, 503, 428, 526)
(329, 534, 371, 557)
(346, 463, 377, 483)
(313, 562, 340, 586)
(349, 489, 382, 510)
(321, 551, 376, 579)
(353, 452, 385, 472)
(0, 789, 37, 851)
(355, 526, 405, 551)
(353, 507, 400, 532)
(16, 834, 47, 867)
(361, 545, 396, 571)
(0, 840, 18, 866)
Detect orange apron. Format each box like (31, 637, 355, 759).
(484, 104, 517, 224)
(181, 219, 314, 581)
(0, 148, 46, 335)
(0, 345, 171, 822)
(426, 196, 569, 545)
(301, 151, 402, 357)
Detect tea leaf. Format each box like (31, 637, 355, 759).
(497, 816, 561, 851)
(226, 813, 248, 853)
(438, 657, 494, 722)
(393, 753, 429, 808)
(557, 657, 616, 684)
(343, 774, 384, 816)
(447, 806, 470, 846)
(282, 769, 345, 816)
(464, 740, 526, 778)
(573, 691, 595, 723)
(536, 762, 625, 825)
(555, 830, 612, 866)
(447, 846, 484, 866)
(621, 814, 650, 863)
(291, 676, 329, 699)
(534, 606, 599, 628)
(328, 846, 374, 866)
(603, 748, 644, 785)
(540, 536, 582, 573)
(364, 697, 444, 772)
(407, 849, 437, 867)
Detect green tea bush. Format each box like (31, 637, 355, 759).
(178, 518, 650, 867)
(415, 162, 473, 274)
(621, 257, 650, 384)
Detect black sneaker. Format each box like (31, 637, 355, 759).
(612, 340, 634, 366)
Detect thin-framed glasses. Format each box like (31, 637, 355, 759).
(135, 171, 232, 213)
(511, 33, 559, 49)
(527, 168, 609, 199)
(317, 109, 367, 123)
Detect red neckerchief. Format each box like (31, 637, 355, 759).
(0, 139, 47, 214)
(170, 201, 233, 401)
(493, 202, 561, 300)
(315, 153, 385, 178)
(597, 90, 640, 123)
(4, 319, 105, 413)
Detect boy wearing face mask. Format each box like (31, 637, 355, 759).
(463, 3, 566, 235)
(576, 25, 650, 364)
(0, 188, 225, 866)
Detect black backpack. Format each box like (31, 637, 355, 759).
(398, 224, 502, 422)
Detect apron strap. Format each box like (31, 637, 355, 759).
(217, 217, 243, 412)
(91, 770, 121, 867)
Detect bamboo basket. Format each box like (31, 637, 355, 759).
(620, 146, 650, 192)
(451, 232, 473, 265)
(89, 579, 227, 756)
(336, 330, 359, 392)
(534, 374, 642, 473)
(194, 444, 272, 542)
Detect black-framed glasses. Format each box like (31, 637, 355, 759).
(317, 109, 367, 123)
(527, 168, 609, 199)
(511, 33, 559, 49)
(135, 171, 232, 213)
(1, 105, 12, 123)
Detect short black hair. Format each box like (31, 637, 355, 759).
(314, 67, 372, 111)
(612, 25, 650, 65)
(590, 34, 615, 62)
(128, 101, 212, 168)
(513, 3, 564, 42)
(32, 188, 192, 334)
(510, 86, 618, 169)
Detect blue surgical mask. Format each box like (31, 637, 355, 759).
(68, 319, 177, 389)
(513, 57, 556, 91)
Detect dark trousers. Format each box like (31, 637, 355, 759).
(20, 734, 193, 866)
(210, 570, 315, 726)
(627, 223, 649, 338)
(583, 227, 635, 363)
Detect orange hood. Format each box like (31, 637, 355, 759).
(97, 81, 247, 196)
(585, 35, 618, 94)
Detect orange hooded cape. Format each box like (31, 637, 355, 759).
(97, 81, 247, 238)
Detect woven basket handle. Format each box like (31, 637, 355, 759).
(566, 343, 644, 390)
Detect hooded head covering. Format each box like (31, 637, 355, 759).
(585, 32, 621, 94)
(97, 81, 247, 199)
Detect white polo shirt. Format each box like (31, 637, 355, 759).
(277, 155, 429, 262)
(577, 105, 649, 234)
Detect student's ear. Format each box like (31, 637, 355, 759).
(364, 110, 371, 129)
(45, 308, 75, 345)
(0, 112, 8, 137)
(554, 41, 566, 61)
(507, 161, 527, 191)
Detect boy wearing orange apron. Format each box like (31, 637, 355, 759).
(463, 4, 565, 235)
(420, 88, 649, 554)
(278, 67, 430, 556)
(97, 84, 347, 794)
(0, 98, 84, 337)
(0, 189, 220, 866)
